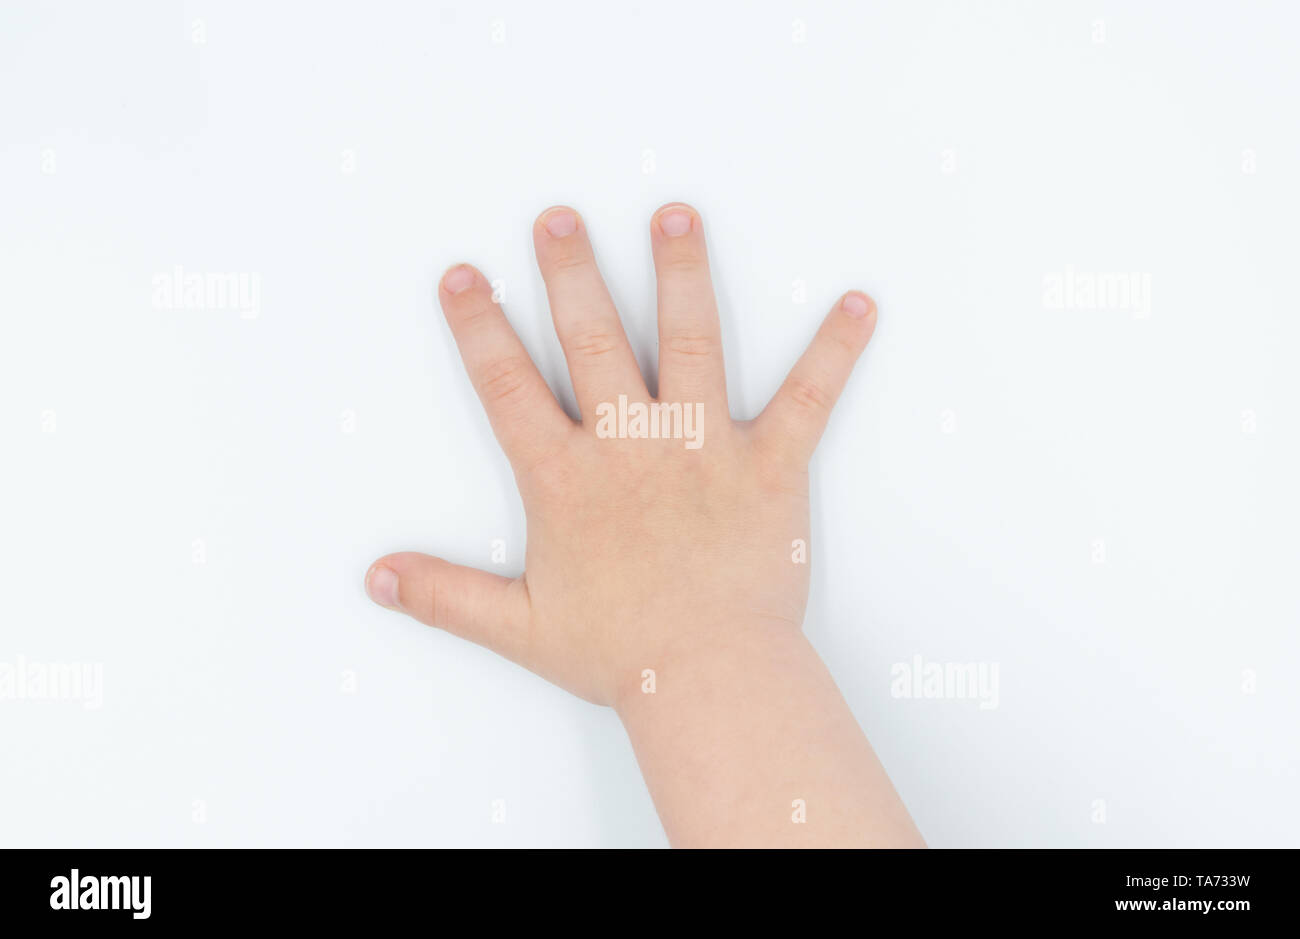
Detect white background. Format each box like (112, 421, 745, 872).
(2, 1, 1297, 847)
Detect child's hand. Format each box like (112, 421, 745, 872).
(366, 203, 874, 704)
(366, 204, 921, 847)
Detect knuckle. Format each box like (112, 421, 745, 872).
(424, 561, 452, 627)
(458, 300, 496, 326)
(548, 251, 592, 273)
(784, 375, 833, 415)
(521, 440, 570, 488)
(828, 329, 862, 360)
(495, 577, 535, 661)
(658, 252, 703, 275)
(750, 426, 802, 470)
(569, 327, 621, 359)
(664, 332, 719, 358)
(477, 354, 534, 407)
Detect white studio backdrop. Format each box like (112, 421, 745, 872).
(1, 1, 1296, 847)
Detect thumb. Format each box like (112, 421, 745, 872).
(365, 552, 532, 663)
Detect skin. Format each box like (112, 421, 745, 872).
(365, 203, 924, 848)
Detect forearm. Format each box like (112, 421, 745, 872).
(616, 624, 924, 848)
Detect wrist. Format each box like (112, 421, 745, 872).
(612, 620, 812, 723)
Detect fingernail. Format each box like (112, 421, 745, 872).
(443, 266, 475, 294)
(843, 293, 871, 318)
(658, 209, 693, 237)
(543, 209, 578, 238)
(366, 565, 401, 609)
